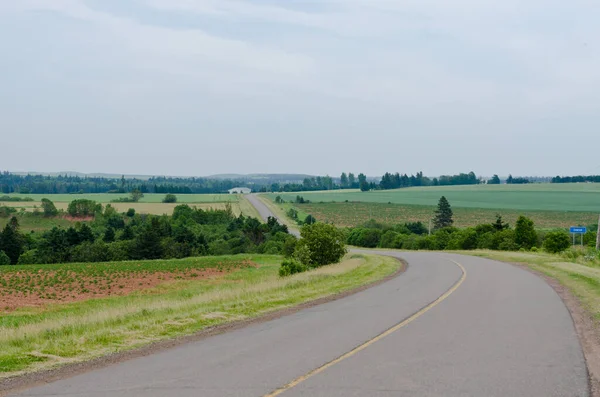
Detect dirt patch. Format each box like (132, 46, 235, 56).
(0, 264, 256, 312)
(509, 262, 600, 397)
(0, 258, 406, 396)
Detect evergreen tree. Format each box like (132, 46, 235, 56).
(433, 196, 454, 229)
(348, 173, 356, 188)
(120, 225, 135, 241)
(515, 216, 537, 249)
(66, 227, 81, 246)
(132, 218, 163, 259)
(104, 227, 115, 243)
(78, 224, 95, 243)
(492, 215, 509, 231)
(0, 217, 23, 264)
(340, 172, 348, 188)
(488, 175, 501, 185)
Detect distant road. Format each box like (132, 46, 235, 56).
(245, 194, 300, 237)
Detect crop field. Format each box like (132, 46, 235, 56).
(297, 202, 599, 229)
(0, 257, 256, 312)
(1, 193, 239, 204)
(0, 254, 398, 376)
(265, 183, 600, 212)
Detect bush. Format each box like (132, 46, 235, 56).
(515, 216, 538, 250)
(304, 215, 316, 225)
(543, 230, 571, 253)
(279, 259, 309, 277)
(17, 250, 37, 265)
(0, 251, 10, 266)
(67, 199, 102, 217)
(126, 208, 136, 217)
(0, 206, 17, 218)
(163, 194, 177, 203)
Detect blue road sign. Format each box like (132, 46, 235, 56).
(570, 227, 587, 234)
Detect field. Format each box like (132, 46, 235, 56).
(1, 193, 238, 204)
(295, 202, 599, 229)
(264, 184, 600, 228)
(266, 183, 600, 212)
(0, 254, 398, 377)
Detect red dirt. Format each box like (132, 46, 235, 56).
(0, 265, 256, 312)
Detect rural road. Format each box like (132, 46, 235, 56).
(245, 194, 300, 237)
(11, 252, 588, 396)
(9, 198, 589, 396)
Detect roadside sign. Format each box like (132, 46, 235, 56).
(570, 227, 587, 234)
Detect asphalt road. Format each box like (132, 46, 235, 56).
(245, 194, 300, 237)
(12, 251, 588, 396)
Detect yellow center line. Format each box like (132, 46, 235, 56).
(263, 259, 467, 397)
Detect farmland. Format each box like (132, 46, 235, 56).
(264, 184, 600, 228)
(0, 253, 398, 377)
(265, 183, 600, 212)
(294, 202, 599, 229)
(1, 193, 238, 204)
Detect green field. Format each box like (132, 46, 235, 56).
(0, 253, 398, 377)
(294, 202, 599, 229)
(2, 193, 238, 204)
(266, 184, 600, 212)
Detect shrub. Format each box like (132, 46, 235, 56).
(543, 230, 571, 253)
(126, 208, 136, 217)
(17, 250, 37, 265)
(163, 194, 177, 203)
(0, 251, 10, 266)
(515, 216, 537, 250)
(304, 215, 316, 225)
(279, 259, 309, 277)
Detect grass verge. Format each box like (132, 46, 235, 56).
(0, 253, 399, 379)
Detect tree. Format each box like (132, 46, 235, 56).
(488, 175, 501, 185)
(126, 208, 136, 217)
(130, 189, 144, 202)
(348, 173, 357, 188)
(543, 230, 571, 253)
(132, 218, 163, 259)
(515, 216, 537, 250)
(433, 196, 454, 229)
(41, 198, 58, 217)
(120, 225, 135, 241)
(492, 215, 509, 231)
(78, 223, 95, 243)
(296, 223, 347, 267)
(67, 199, 102, 217)
(162, 194, 177, 203)
(340, 172, 348, 188)
(304, 214, 316, 225)
(0, 217, 23, 264)
(507, 174, 514, 184)
(104, 227, 116, 243)
(358, 173, 369, 192)
(0, 251, 10, 266)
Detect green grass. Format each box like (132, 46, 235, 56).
(265, 183, 600, 212)
(0, 254, 399, 377)
(1, 193, 239, 204)
(0, 216, 77, 232)
(292, 202, 599, 228)
(464, 250, 600, 322)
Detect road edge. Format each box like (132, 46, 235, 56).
(0, 256, 407, 396)
(500, 261, 599, 397)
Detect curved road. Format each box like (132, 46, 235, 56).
(10, 198, 589, 396)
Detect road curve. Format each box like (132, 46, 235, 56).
(11, 252, 588, 396)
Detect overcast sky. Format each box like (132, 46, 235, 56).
(1, 0, 599, 178)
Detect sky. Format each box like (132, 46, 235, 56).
(1, 0, 599, 178)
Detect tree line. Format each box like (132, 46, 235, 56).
(0, 200, 295, 265)
(346, 197, 597, 253)
(552, 175, 600, 184)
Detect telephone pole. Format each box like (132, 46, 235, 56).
(596, 215, 600, 250)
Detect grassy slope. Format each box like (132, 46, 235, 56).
(0, 253, 399, 378)
(464, 251, 600, 322)
(265, 183, 600, 212)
